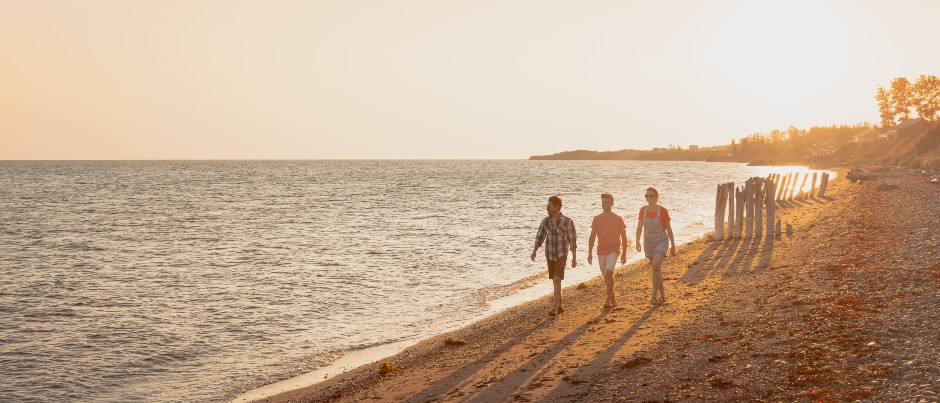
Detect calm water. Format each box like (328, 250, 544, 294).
(0, 160, 821, 402)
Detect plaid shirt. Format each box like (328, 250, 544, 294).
(535, 214, 577, 262)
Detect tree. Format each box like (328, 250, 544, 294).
(913, 74, 940, 122)
(889, 77, 914, 120)
(876, 85, 895, 127)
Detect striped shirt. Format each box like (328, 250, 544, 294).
(534, 214, 577, 262)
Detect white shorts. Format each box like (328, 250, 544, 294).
(598, 252, 618, 273)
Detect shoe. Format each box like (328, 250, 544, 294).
(610, 301, 618, 307)
(556, 306, 564, 314)
(659, 297, 667, 304)
(548, 308, 557, 316)
(651, 298, 658, 305)
(603, 301, 612, 309)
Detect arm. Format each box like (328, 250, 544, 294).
(531, 221, 546, 261)
(586, 228, 597, 265)
(666, 221, 676, 256)
(635, 221, 643, 252)
(567, 219, 577, 268)
(619, 227, 629, 264)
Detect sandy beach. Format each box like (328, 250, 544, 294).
(250, 167, 940, 402)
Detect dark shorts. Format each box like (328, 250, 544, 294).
(546, 258, 566, 280)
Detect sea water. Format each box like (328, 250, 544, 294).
(0, 160, 822, 402)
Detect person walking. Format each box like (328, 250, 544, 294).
(587, 193, 628, 309)
(531, 195, 577, 316)
(635, 187, 675, 304)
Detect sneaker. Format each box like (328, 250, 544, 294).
(556, 306, 564, 314)
(548, 308, 557, 316)
(603, 301, 612, 309)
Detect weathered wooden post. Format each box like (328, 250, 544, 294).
(726, 182, 735, 240)
(818, 172, 830, 198)
(810, 172, 818, 199)
(715, 183, 727, 241)
(788, 172, 800, 201)
(796, 173, 809, 199)
(754, 178, 764, 238)
(744, 179, 754, 238)
(778, 173, 790, 201)
(764, 178, 776, 239)
(734, 186, 745, 239)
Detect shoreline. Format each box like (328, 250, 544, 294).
(234, 250, 659, 402)
(239, 167, 940, 402)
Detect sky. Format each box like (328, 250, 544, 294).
(2, 0, 939, 160)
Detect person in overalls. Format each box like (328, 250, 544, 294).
(635, 187, 675, 304)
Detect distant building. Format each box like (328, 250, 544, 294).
(851, 129, 879, 143)
(895, 117, 928, 136)
(812, 148, 830, 157)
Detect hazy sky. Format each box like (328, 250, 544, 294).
(2, 0, 939, 159)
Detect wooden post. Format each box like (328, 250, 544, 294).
(754, 177, 764, 238)
(818, 172, 830, 198)
(765, 178, 775, 239)
(788, 172, 800, 201)
(734, 186, 745, 239)
(715, 185, 725, 240)
(810, 172, 818, 199)
(744, 179, 754, 239)
(797, 173, 809, 199)
(715, 184, 724, 240)
(726, 182, 735, 240)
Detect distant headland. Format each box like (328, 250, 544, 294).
(530, 119, 940, 170)
(531, 75, 940, 170)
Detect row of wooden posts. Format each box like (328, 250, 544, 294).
(713, 171, 830, 240)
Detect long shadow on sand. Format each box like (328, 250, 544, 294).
(541, 307, 658, 401)
(406, 310, 610, 402)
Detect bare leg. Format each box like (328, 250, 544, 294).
(603, 269, 616, 305)
(553, 277, 563, 311)
(651, 254, 666, 300)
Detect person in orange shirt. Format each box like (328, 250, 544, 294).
(587, 193, 628, 309)
(635, 187, 675, 304)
